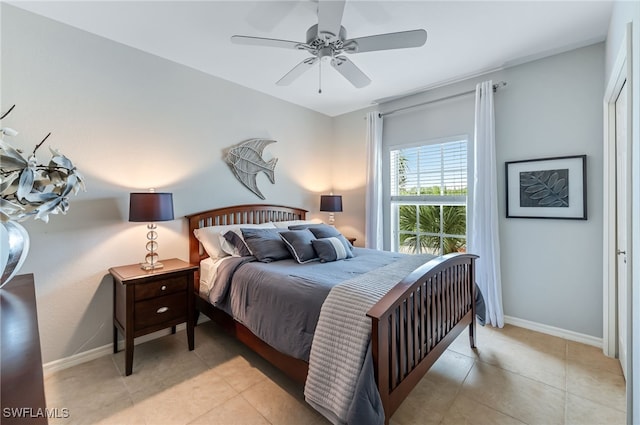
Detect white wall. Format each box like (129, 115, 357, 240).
(495, 44, 604, 338)
(1, 5, 334, 363)
(334, 43, 605, 338)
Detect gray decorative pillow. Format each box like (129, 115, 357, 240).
(311, 236, 354, 262)
(222, 230, 252, 257)
(280, 229, 318, 264)
(289, 223, 353, 251)
(241, 228, 291, 263)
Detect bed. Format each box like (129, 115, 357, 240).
(186, 204, 478, 425)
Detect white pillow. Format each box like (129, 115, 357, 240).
(193, 222, 276, 258)
(271, 219, 323, 229)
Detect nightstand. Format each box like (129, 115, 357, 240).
(109, 258, 198, 376)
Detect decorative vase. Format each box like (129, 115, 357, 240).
(0, 221, 30, 288)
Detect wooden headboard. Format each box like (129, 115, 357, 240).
(185, 204, 308, 266)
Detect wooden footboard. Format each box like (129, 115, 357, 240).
(367, 253, 478, 422)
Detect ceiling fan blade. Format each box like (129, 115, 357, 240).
(344, 29, 427, 53)
(317, 0, 346, 38)
(231, 35, 304, 50)
(276, 57, 319, 86)
(330, 56, 371, 88)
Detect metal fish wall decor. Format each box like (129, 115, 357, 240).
(225, 139, 278, 200)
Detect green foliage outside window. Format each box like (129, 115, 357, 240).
(398, 204, 466, 255)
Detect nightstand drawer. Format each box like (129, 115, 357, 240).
(134, 276, 187, 301)
(134, 293, 187, 331)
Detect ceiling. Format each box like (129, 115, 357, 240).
(9, 1, 613, 117)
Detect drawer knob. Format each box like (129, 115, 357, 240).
(161, 285, 167, 291)
(156, 307, 169, 314)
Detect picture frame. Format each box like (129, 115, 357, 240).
(505, 155, 587, 220)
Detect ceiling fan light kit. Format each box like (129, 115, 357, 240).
(231, 0, 427, 92)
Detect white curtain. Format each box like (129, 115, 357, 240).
(469, 80, 504, 327)
(365, 112, 383, 250)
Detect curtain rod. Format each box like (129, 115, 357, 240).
(379, 81, 507, 118)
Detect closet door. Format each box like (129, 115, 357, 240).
(615, 80, 629, 379)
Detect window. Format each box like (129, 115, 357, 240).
(389, 138, 468, 255)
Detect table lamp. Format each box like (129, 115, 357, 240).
(320, 195, 342, 226)
(129, 192, 174, 270)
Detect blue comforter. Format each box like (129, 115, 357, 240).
(208, 247, 406, 360)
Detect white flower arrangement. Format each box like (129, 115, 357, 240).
(0, 105, 85, 223)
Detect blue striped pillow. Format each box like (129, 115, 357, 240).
(311, 236, 354, 262)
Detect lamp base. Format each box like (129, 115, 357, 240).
(140, 261, 164, 271)
(328, 212, 335, 226)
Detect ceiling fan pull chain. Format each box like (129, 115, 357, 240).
(318, 59, 322, 94)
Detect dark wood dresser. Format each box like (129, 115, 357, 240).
(1, 273, 48, 424)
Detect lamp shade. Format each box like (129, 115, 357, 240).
(320, 195, 343, 212)
(129, 192, 174, 222)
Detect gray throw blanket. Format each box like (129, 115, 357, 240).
(304, 254, 433, 425)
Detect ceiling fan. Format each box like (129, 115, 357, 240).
(231, 0, 427, 92)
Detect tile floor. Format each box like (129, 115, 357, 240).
(44, 321, 626, 425)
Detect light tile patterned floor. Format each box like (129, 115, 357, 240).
(44, 322, 626, 425)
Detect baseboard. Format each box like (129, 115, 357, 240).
(503, 315, 602, 348)
(43, 317, 210, 376)
(44, 315, 602, 375)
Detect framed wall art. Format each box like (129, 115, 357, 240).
(505, 155, 587, 220)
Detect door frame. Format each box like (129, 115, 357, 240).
(603, 21, 632, 414)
